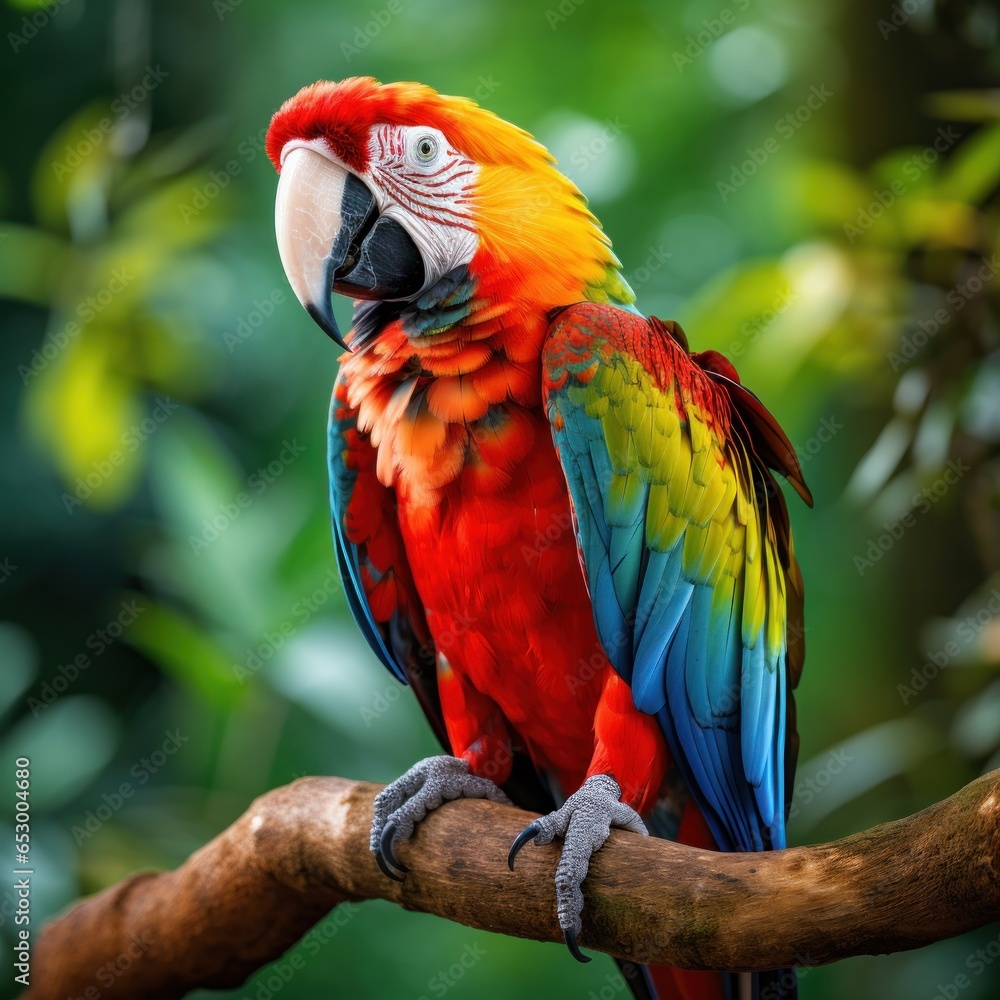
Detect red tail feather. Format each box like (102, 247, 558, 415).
(648, 966, 727, 1000)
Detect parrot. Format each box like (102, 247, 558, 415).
(265, 76, 811, 1000)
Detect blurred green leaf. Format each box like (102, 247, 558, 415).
(926, 89, 1000, 123)
(0, 224, 71, 305)
(24, 332, 144, 506)
(126, 602, 245, 708)
(793, 716, 946, 830)
(952, 680, 1000, 758)
(938, 122, 1000, 203)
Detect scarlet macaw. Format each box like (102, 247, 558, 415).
(266, 77, 811, 1000)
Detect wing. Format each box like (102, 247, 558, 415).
(542, 302, 811, 852)
(329, 372, 449, 750)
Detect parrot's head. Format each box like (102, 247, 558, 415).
(266, 76, 629, 352)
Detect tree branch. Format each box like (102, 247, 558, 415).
(27, 770, 1000, 999)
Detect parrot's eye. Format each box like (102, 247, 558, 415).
(415, 134, 438, 162)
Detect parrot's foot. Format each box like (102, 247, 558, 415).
(371, 754, 512, 881)
(507, 773, 647, 963)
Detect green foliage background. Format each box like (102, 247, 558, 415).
(2, 0, 1000, 997)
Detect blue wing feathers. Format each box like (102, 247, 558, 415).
(608, 482, 648, 622)
(593, 555, 629, 670)
(738, 636, 778, 839)
(770, 660, 789, 849)
(664, 618, 752, 850)
(633, 548, 673, 651)
(705, 582, 741, 720)
(683, 585, 716, 727)
(632, 556, 691, 713)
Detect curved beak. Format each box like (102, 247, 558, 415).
(274, 147, 425, 350)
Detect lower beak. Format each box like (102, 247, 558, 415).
(274, 147, 425, 349)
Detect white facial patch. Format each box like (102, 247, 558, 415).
(365, 124, 479, 290)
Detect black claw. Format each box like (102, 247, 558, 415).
(563, 927, 591, 964)
(379, 821, 410, 874)
(507, 822, 541, 871)
(374, 845, 405, 882)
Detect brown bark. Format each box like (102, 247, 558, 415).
(27, 769, 1000, 999)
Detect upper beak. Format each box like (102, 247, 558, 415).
(274, 147, 425, 350)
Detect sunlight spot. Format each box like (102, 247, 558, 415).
(535, 111, 636, 204)
(709, 27, 788, 104)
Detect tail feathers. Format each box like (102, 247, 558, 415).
(639, 967, 797, 1000)
(647, 965, 727, 1000)
(611, 961, 727, 1000)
